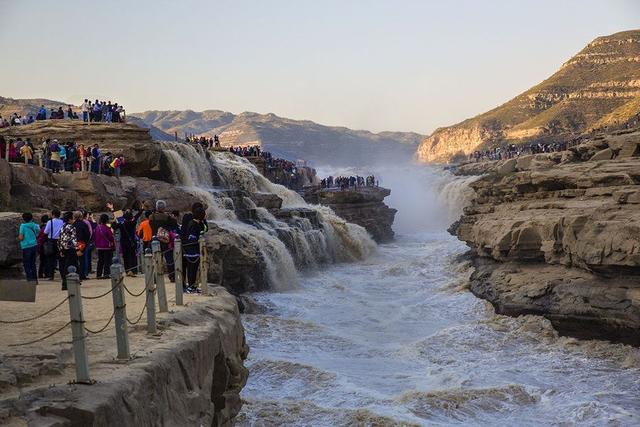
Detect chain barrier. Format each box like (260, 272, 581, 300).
(0, 296, 69, 324)
(84, 311, 116, 335)
(81, 277, 122, 300)
(126, 304, 146, 325)
(122, 282, 146, 297)
(8, 321, 72, 347)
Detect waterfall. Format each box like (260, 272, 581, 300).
(437, 174, 478, 221)
(158, 142, 376, 290)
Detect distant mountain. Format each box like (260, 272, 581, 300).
(132, 110, 423, 166)
(416, 29, 640, 163)
(0, 96, 68, 118)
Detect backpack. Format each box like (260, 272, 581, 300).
(156, 227, 170, 244)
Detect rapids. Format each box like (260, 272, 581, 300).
(237, 166, 640, 426)
(158, 142, 375, 290)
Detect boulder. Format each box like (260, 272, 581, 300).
(0, 213, 23, 267)
(496, 158, 517, 175)
(590, 148, 614, 161)
(0, 160, 11, 208)
(53, 172, 131, 211)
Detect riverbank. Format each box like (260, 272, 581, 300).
(449, 127, 640, 345)
(0, 277, 248, 426)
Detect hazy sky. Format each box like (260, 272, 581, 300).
(1, 0, 638, 134)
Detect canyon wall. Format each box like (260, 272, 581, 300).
(450, 128, 640, 345)
(417, 29, 640, 163)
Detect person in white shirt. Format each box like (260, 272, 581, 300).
(81, 99, 90, 122)
(43, 208, 65, 280)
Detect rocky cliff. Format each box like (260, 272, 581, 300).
(303, 187, 397, 243)
(450, 127, 640, 345)
(1, 290, 249, 426)
(417, 29, 640, 163)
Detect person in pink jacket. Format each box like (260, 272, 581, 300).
(94, 213, 115, 278)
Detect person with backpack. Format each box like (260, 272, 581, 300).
(58, 211, 81, 290)
(43, 209, 64, 280)
(182, 205, 207, 293)
(18, 212, 40, 282)
(149, 200, 178, 282)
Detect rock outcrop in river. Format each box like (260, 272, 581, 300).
(450, 127, 640, 345)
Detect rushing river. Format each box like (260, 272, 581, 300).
(237, 167, 640, 426)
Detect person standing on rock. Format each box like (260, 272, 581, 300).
(149, 200, 178, 282)
(43, 209, 64, 281)
(183, 205, 206, 293)
(81, 99, 90, 122)
(18, 212, 40, 283)
(90, 144, 100, 173)
(37, 215, 49, 280)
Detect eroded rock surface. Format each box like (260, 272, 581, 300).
(303, 187, 397, 242)
(451, 129, 640, 345)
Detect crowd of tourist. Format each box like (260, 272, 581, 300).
(321, 175, 378, 190)
(79, 99, 126, 123)
(185, 134, 221, 149)
(0, 99, 126, 128)
(469, 140, 577, 162)
(0, 136, 125, 176)
(17, 200, 208, 294)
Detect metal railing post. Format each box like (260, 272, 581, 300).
(174, 237, 184, 305)
(110, 258, 130, 359)
(199, 235, 208, 295)
(66, 266, 91, 383)
(144, 249, 157, 334)
(114, 229, 124, 266)
(137, 238, 145, 275)
(151, 239, 168, 312)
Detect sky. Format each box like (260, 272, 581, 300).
(1, 0, 639, 134)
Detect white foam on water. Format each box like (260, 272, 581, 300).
(239, 166, 640, 426)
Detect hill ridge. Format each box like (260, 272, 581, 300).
(416, 29, 640, 163)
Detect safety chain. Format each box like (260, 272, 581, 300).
(126, 304, 147, 325)
(84, 311, 116, 334)
(0, 296, 69, 324)
(81, 277, 123, 300)
(8, 321, 72, 347)
(122, 282, 146, 298)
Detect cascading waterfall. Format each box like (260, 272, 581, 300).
(158, 142, 376, 289)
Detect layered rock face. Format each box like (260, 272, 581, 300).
(417, 29, 640, 163)
(0, 121, 164, 179)
(450, 128, 640, 345)
(303, 187, 397, 242)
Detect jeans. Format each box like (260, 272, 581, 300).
(83, 111, 88, 122)
(22, 246, 37, 281)
(185, 256, 200, 288)
(83, 244, 93, 276)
